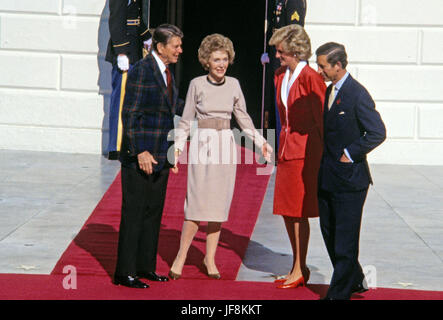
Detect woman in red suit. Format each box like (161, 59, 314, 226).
(269, 24, 326, 289)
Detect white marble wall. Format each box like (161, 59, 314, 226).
(306, 0, 443, 165)
(0, 0, 111, 154)
(0, 1, 442, 164)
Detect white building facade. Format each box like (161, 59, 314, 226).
(1, 0, 443, 165)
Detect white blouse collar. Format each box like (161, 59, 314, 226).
(281, 61, 307, 108)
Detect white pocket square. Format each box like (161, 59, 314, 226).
(338, 111, 345, 115)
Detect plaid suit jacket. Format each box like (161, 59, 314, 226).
(119, 54, 183, 172)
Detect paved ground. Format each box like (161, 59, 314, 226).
(1, 149, 442, 292)
(238, 163, 443, 291)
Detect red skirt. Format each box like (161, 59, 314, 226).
(273, 159, 319, 218)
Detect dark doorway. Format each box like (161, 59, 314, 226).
(177, 0, 267, 128)
(148, 0, 267, 128)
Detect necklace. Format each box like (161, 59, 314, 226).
(206, 76, 225, 86)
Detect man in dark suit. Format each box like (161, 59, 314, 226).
(262, 0, 307, 147)
(106, 0, 152, 160)
(315, 42, 386, 300)
(113, 24, 184, 289)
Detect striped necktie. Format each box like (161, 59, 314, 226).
(328, 85, 336, 110)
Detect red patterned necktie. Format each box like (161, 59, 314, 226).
(165, 67, 173, 102)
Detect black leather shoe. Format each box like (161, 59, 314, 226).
(352, 282, 369, 294)
(108, 151, 120, 160)
(113, 275, 149, 288)
(137, 271, 169, 282)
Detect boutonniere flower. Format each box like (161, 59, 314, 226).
(336, 98, 341, 105)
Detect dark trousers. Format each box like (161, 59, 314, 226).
(114, 165, 170, 277)
(318, 188, 368, 300)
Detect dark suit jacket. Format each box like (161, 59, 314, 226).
(119, 54, 184, 172)
(319, 74, 386, 192)
(106, 0, 151, 65)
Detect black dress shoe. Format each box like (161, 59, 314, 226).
(352, 282, 369, 294)
(113, 275, 149, 288)
(137, 271, 169, 282)
(320, 297, 334, 300)
(108, 151, 120, 160)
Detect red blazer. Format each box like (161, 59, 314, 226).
(274, 65, 326, 161)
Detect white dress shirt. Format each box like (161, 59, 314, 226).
(332, 71, 349, 100)
(151, 50, 168, 86)
(332, 72, 354, 163)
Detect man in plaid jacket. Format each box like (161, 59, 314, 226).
(113, 24, 184, 289)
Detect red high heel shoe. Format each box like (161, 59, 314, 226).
(274, 277, 287, 284)
(277, 276, 305, 289)
(275, 267, 310, 284)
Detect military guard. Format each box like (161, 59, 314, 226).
(261, 0, 307, 148)
(274, 0, 306, 28)
(105, 0, 152, 160)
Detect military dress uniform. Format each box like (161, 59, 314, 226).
(264, 0, 306, 148)
(274, 0, 306, 30)
(105, 0, 151, 160)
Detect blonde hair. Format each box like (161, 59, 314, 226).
(269, 24, 312, 61)
(198, 34, 235, 70)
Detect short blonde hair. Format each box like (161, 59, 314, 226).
(198, 34, 235, 70)
(269, 24, 312, 61)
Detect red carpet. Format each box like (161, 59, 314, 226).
(1, 274, 442, 300)
(51, 146, 272, 280)
(2, 146, 442, 301)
